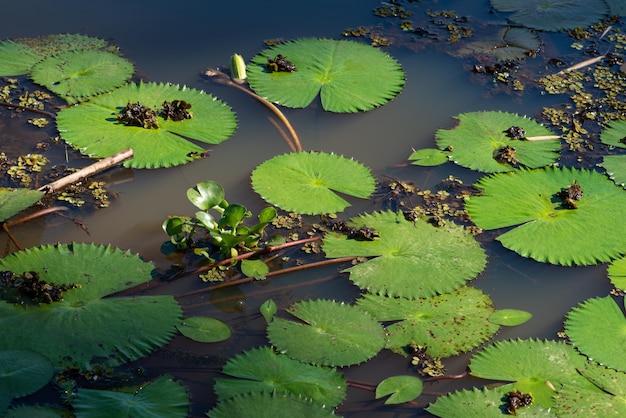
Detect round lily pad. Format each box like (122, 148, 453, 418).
(0, 349, 53, 399)
(30, 50, 133, 103)
(322, 210, 486, 298)
(466, 166, 626, 266)
(488, 309, 533, 326)
(56, 81, 237, 168)
(267, 299, 385, 367)
(246, 38, 405, 113)
(436, 111, 560, 173)
(565, 296, 626, 372)
(176, 316, 231, 343)
(251, 151, 375, 215)
(0, 188, 44, 222)
(408, 148, 449, 167)
(375, 375, 423, 405)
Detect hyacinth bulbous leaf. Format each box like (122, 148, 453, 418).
(208, 391, 337, 418)
(267, 299, 385, 367)
(72, 376, 189, 418)
(251, 151, 375, 215)
(427, 384, 557, 417)
(0, 243, 182, 369)
(56, 82, 237, 168)
(357, 286, 499, 357)
(466, 166, 626, 266)
(564, 296, 626, 372)
(30, 50, 134, 104)
(214, 346, 346, 408)
(436, 111, 560, 173)
(489, 0, 610, 32)
(0, 188, 44, 222)
(0, 40, 41, 76)
(469, 339, 599, 408)
(246, 38, 405, 113)
(322, 211, 486, 298)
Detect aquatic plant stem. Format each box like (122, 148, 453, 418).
(2, 206, 69, 250)
(0, 101, 57, 118)
(204, 68, 303, 151)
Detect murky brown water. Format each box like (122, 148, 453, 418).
(1, 0, 615, 416)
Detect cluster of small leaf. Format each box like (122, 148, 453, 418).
(116, 99, 193, 129)
(0, 76, 51, 110)
(4, 153, 48, 187)
(0, 270, 78, 305)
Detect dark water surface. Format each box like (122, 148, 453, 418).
(1, 0, 615, 416)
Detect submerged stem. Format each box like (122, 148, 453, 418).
(0, 101, 57, 118)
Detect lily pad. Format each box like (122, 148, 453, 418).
(607, 256, 626, 291)
(488, 309, 533, 326)
(0, 188, 44, 222)
(72, 375, 189, 418)
(564, 296, 626, 372)
(490, 0, 610, 32)
(0, 349, 53, 400)
(356, 286, 499, 357)
(455, 27, 541, 61)
(208, 391, 337, 418)
(466, 166, 626, 266)
(176, 316, 231, 343)
(554, 362, 626, 417)
(0, 243, 182, 369)
(4, 405, 69, 418)
(408, 148, 449, 167)
(375, 375, 423, 405)
(322, 211, 486, 298)
(600, 120, 626, 149)
(267, 299, 386, 367)
(468, 339, 598, 408)
(600, 155, 626, 188)
(251, 151, 375, 215)
(0, 40, 41, 76)
(30, 50, 134, 104)
(427, 384, 557, 417)
(607, 0, 626, 16)
(435, 111, 560, 173)
(214, 346, 346, 408)
(56, 82, 237, 168)
(16, 33, 109, 56)
(246, 38, 405, 113)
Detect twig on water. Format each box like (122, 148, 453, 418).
(0, 101, 57, 118)
(555, 54, 606, 76)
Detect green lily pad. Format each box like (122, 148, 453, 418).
(267, 299, 385, 367)
(0, 349, 53, 399)
(208, 391, 337, 418)
(0, 188, 44, 222)
(176, 316, 231, 343)
(16, 33, 109, 56)
(214, 346, 346, 408)
(466, 166, 626, 266)
(455, 27, 541, 61)
(608, 256, 626, 291)
(564, 296, 626, 372)
(469, 339, 598, 408)
(490, 0, 610, 32)
(607, 0, 626, 15)
(408, 148, 449, 167)
(251, 151, 375, 215)
(246, 38, 405, 113)
(600, 155, 626, 188)
(554, 363, 626, 417)
(30, 50, 134, 104)
(375, 375, 423, 405)
(0, 40, 41, 76)
(357, 286, 499, 357)
(436, 111, 560, 173)
(72, 375, 189, 418)
(427, 384, 557, 417)
(4, 405, 70, 418)
(0, 243, 182, 369)
(600, 120, 626, 149)
(56, 82, 237, 168)
(488, 309, 533, 326)
(322, 211, 486, 298)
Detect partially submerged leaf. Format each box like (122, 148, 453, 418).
(214, 346, 346, 408)
(247, 38, 405, 112)
(0, 188, 44, 222)
(0, 40, 41, 76)
(72, 375, 189, 418)
(208, 391, 337, 418)
(408, 148, 449, 167)
(436, 111, 560, 173)
(375, 375, 423, 405)
(564, 296, 626, 372)
(455, 27, 540, 61)
(607, 256, 626, 291)
(466, 166, 626, 266)
(323, 211, 486, 298)
(251, 151, 375, 215)
(176, 316, 231, 343)
(600, 120, 626, 149)
(267, 299, 385, 367)
(357, 286, 499, 357)
(490, 0, 610, 32)
(56, 82, 237, 169)
(488, 309, 533, 326)
(600, 155, 626, 188)
(0, 349, 53, 399)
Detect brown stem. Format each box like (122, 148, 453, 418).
(0, 101, 57, 118)
(38, 148, 134, 193)
(266, 116, 296, 152)
(204, 68, 302, 151)
(422, 371, 467, 381)
(2, 223, 23, 250)
(5, 206, 69, 227)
